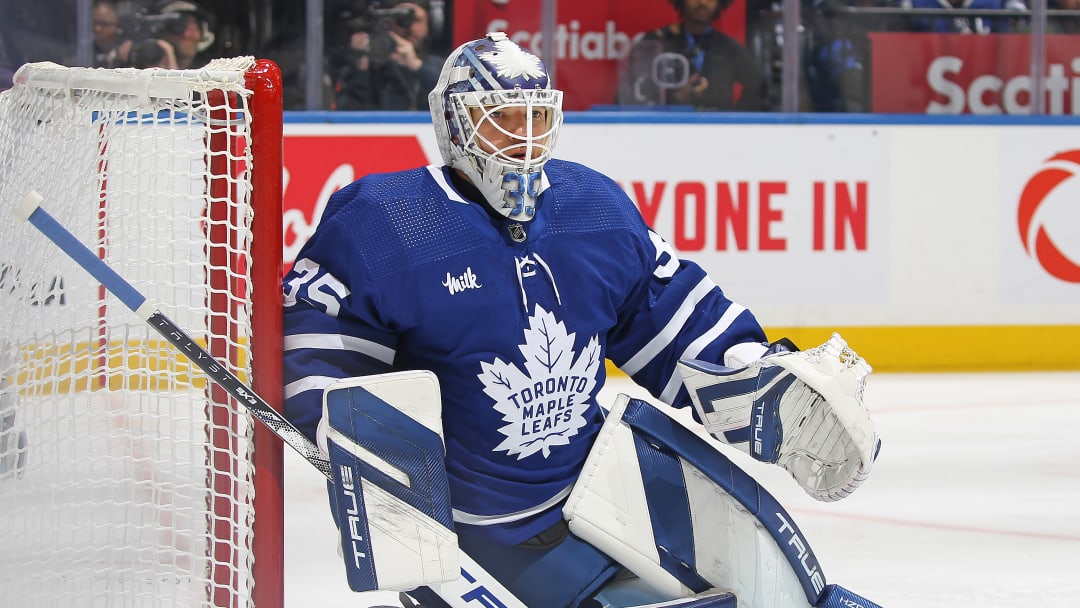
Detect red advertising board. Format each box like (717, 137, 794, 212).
(871, 32, 1080, 114)
(282, 133, 433, 268)
(452, 0, 747, 110)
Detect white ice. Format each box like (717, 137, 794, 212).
(284, 372, 1080, 607)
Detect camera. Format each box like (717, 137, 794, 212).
(337, 1, 418, 68)
(129, 11, 189, 40)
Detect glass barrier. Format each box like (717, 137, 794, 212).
(3, 0, 1079, 115)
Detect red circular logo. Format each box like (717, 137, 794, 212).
(1018, 150, 1080, 283)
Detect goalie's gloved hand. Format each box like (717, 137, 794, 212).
(678, 333, 880, 502)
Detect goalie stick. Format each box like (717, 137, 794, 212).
(12, 191, 330, 477)
(13, 191, 527, 608)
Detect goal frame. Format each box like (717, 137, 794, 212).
(0, 58, 285, 608)
(240, 58, 286, 608)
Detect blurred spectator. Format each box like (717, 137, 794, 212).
(126, 38, 178, 69)
(91, 0, 123, 68)
(63, 0, 124, 68)
(116, 1, 215, 69)
(617, 0, 765, 110)
(1049, 0, 1080, 32)
(332, 0, 444, 110)
(903, 0, 1028, 33)
(803, 0, 871, 112)
(154, 1, 216, 68)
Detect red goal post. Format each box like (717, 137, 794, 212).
(0, 58, 284, 607)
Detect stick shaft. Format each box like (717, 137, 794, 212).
(16, 192, 332, 478)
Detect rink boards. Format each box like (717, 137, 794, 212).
(279, 114, 1080, 371)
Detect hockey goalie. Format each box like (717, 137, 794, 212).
(282, 31, 883, 608)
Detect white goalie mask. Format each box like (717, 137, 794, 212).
(429, 32, 564, 221)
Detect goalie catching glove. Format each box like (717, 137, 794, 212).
(678, 333, 880, 502)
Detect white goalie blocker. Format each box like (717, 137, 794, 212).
(563, 394, 882, 608)
(320, 371, 460, 592)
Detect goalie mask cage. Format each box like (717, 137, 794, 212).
(0, 58, 284, 607)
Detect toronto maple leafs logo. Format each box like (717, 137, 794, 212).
(480, 39, 545, 81)
(479, 305, 600, 459)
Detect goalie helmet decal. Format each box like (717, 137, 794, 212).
(429, 32, 564, 222)
(475, 38, 545, 82)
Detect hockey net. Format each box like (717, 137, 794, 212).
(0, 58, 284, 607)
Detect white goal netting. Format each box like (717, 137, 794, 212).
(0, 57, 276, 607)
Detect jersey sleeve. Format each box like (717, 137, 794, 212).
(282, 184, 397, 443)
(605, 227, 768, 409)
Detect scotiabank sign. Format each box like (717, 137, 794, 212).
(452, 0, 746, 111)
(1016, 149, 1080, 282)
(870, 33, 1080, 114)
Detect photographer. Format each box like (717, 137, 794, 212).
(154, 1, 215, 69)
(616, 0, 765, 111)
(91, 0, 122, 68)
(117, 1, 214, 70)
(126, 37, 178, 69)
(332, 0, 444, 111)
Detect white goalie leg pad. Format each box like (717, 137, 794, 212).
(678, 333, 880, 502)
(565, 394, 825, 608)
(323, 371, 460, 592)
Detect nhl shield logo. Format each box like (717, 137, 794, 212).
(508, 223, 526, 242)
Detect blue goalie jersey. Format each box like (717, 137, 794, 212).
(282, 159, 767, 545)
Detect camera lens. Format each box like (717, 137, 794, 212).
(394, 8, 416, 29)
(165, 13, 189, 35)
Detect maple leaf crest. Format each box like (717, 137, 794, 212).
(479, 305, 601, 459)
(479, 39, 545, 81)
